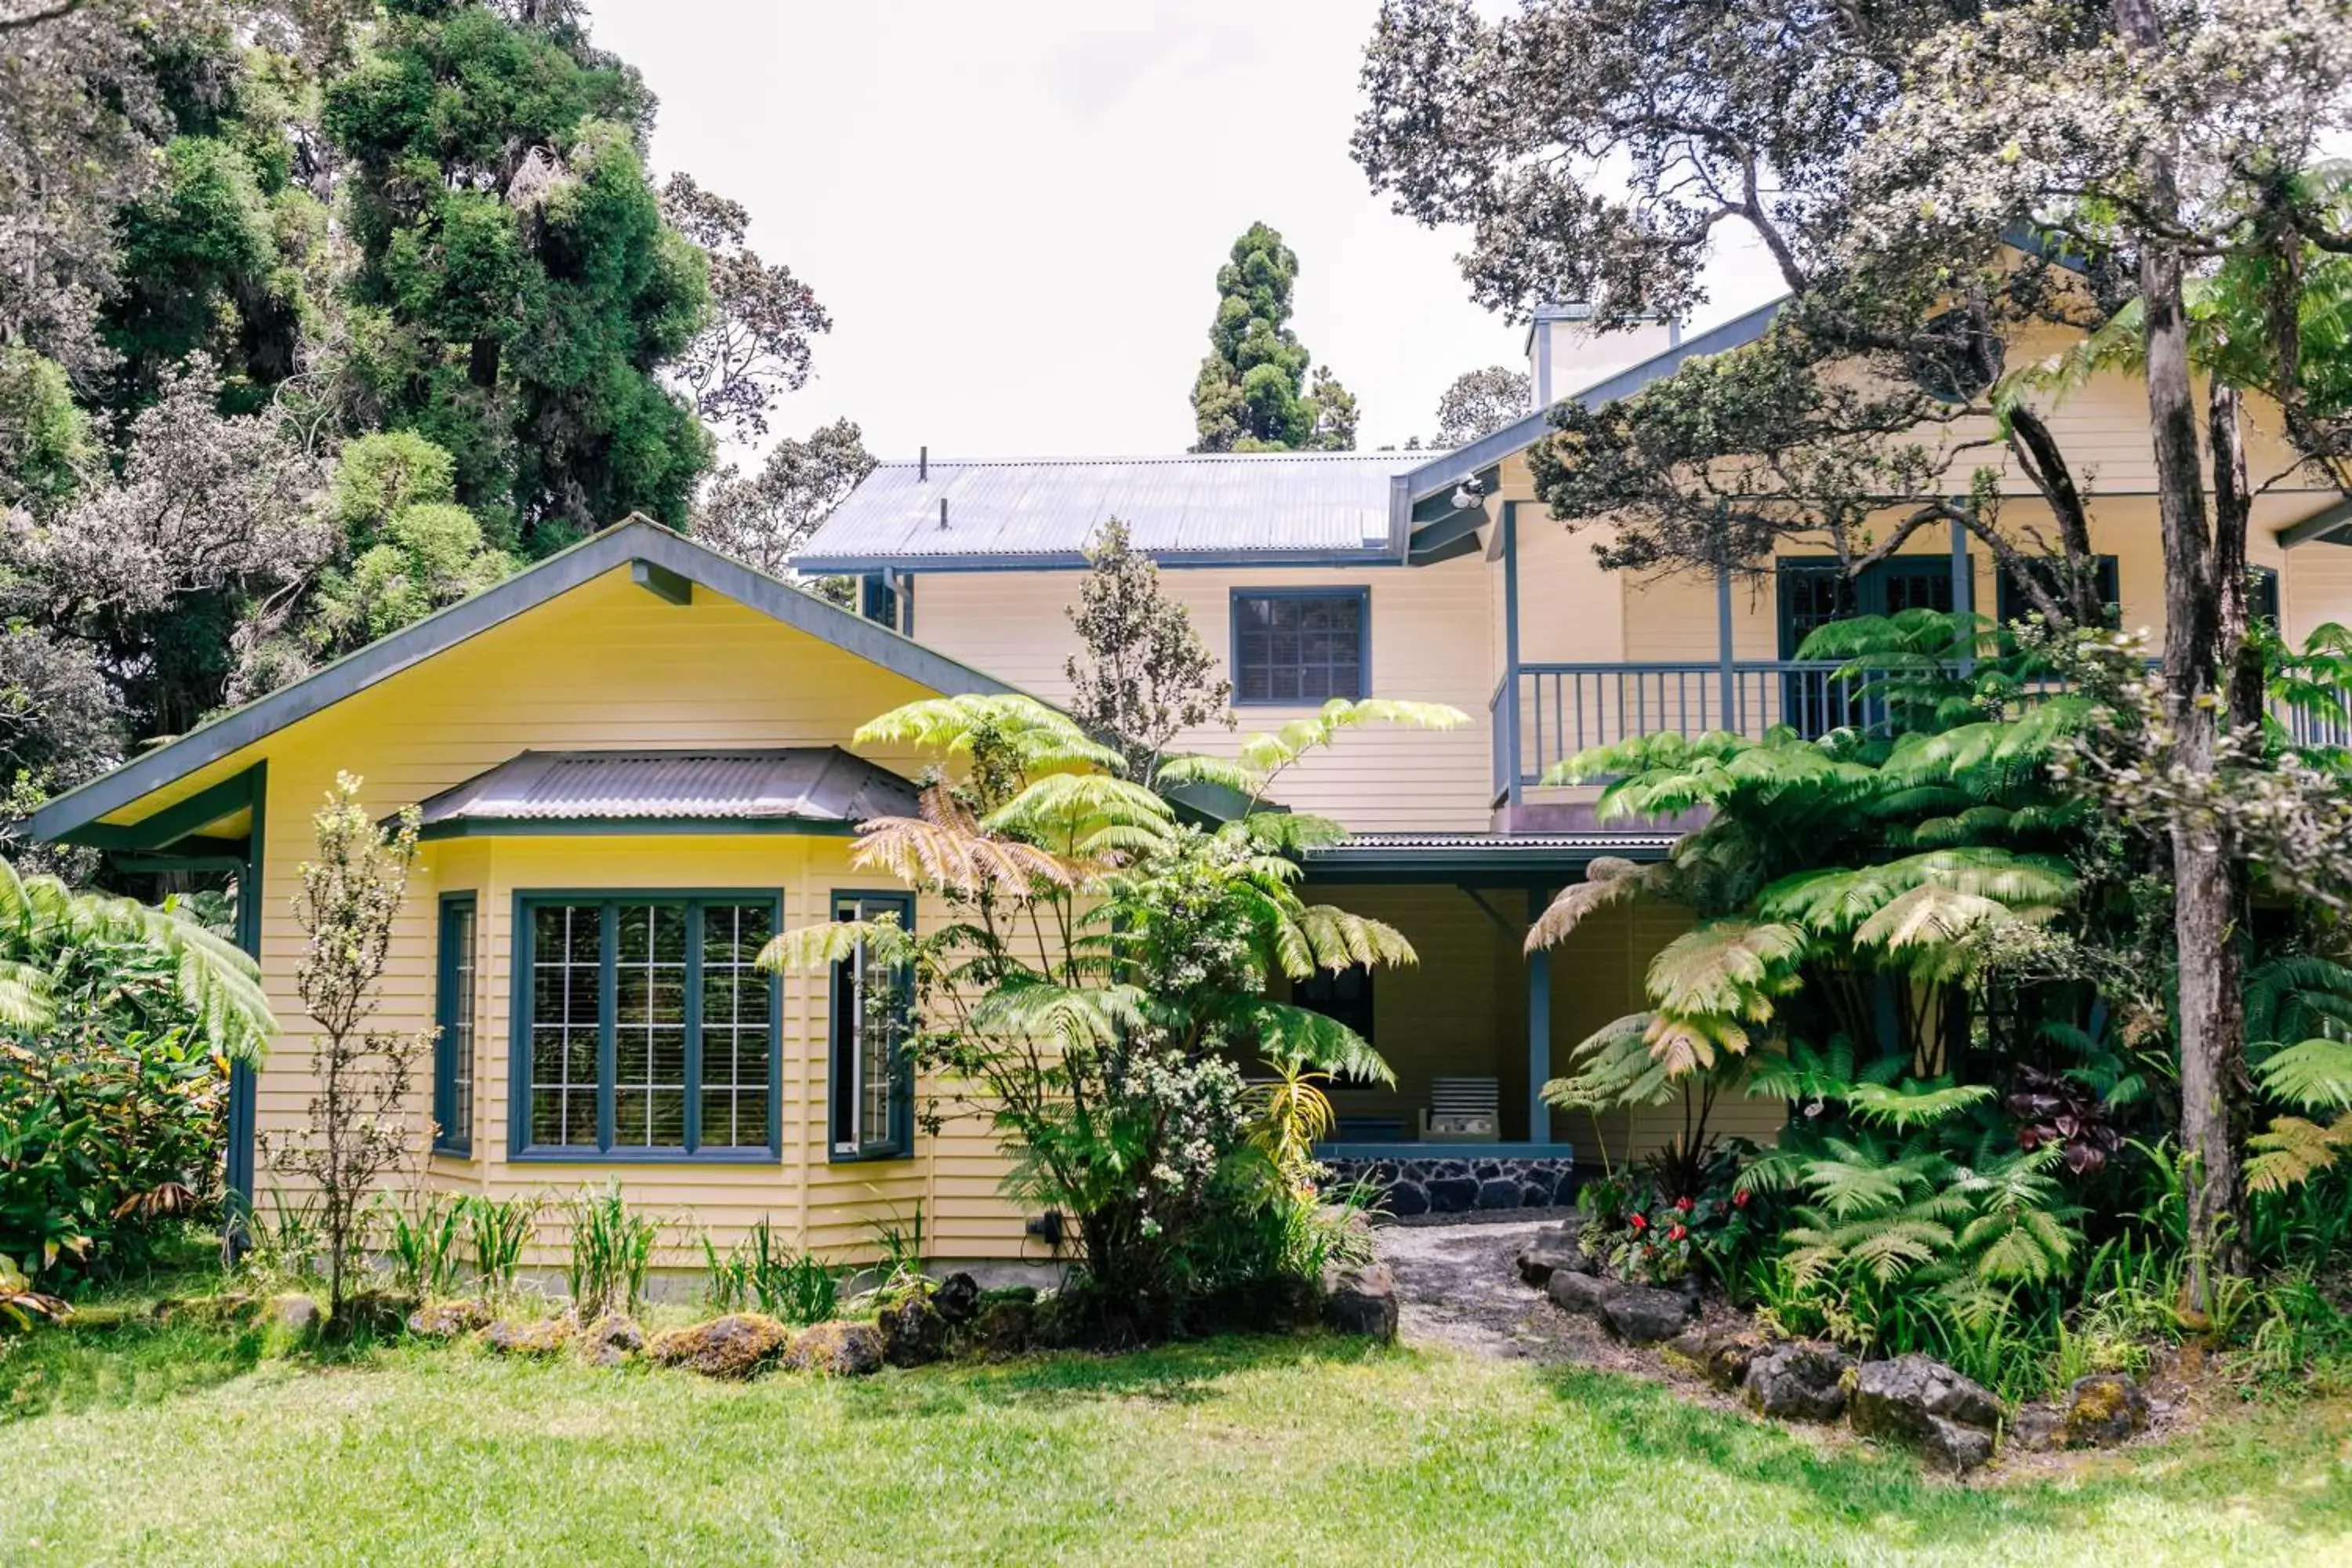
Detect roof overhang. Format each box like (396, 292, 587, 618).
(2279, 495, 2352, 548)
(1298, 831, 1679, 887)
(28, 521, 1014, 848)
(411, 746, 919, 841)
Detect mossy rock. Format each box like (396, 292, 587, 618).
(333, 1290, 417, 1338)
(969, 1298, 1035, 1361)
(154, 1294, 263, 1328)
(578, 1314, 647, 1367)
(408, 1298, 492, 1339)
(646, 1313, 789, 1379)
(782, 1319, 884, 1376)
(481, 1316, 575, 1356)
(2060, 1373, 2151, 1447)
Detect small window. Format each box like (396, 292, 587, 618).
(1995, 555, 2120, 625)
(514, 895, 779, 1159)
(2252, 564, 2281, 628)
(829, 891, 914, 1160)
(1232, 590, 1368, 705)
(1295, 965, 1374, 1046)
(432, 895, 477, 1157)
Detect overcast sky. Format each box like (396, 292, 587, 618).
(593, 1, 1786, 463)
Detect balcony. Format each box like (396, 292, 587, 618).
(1490, 659, 2351, 801)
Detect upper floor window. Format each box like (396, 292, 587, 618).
(1995, 555, 2120, 626)
(513, 894, 779, 1160)
(1232, 590, 1368, 705)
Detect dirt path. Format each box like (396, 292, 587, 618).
(1374, 1217, 1585, 1361)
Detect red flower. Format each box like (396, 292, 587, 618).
(1675, 1196, 1694, 1213)
(1668, 1224, 1688, 1242)
(1628, 1212, 1648, 1231)
(1732, 1189, 1750, 1209)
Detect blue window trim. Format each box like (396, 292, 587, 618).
(432, 893, 477, 1158)
(827, 887, 916, 1163)
(1776, 554, 1967, 658)
(1228, 586, 1372, 707)
(506, 888, 785, 1164)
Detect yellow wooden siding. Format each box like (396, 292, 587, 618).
(911, 564, 1497, 831)
(226, 564, 1030, 1264)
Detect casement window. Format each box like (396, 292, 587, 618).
(1777, 557, 1960, 658)
(512, 894, 779, 1160)
(1294, 965, 1374, 1047)
(829, 891, 914, 1161)
(1232, 589, 1369, 705)
(1995, 556, 2121, 626)
(431, 895, 477, 1157)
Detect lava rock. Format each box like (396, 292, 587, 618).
(972, 1298, 1033, 1360)
(1514, 1241, 1588, 1287)
(578, 1314, 646, 1367)
(1476, 1178, 1523, 1210)
(1382, 1181, 1430, 1218)
(156, 1294, 263, 1327)
(1426, 1177, 1479, 1214)
(1742, 1341, 1855, 1422)
(269, 1294, 321, 1335)
(407, 1298, 492, 1339)
(1600, 1284, 1696, 1345)
(482, 1316, 575, 1357)
(933, 1272, 982, 1326)
(1849, 1355, 2005, 1474)
(1321, 1262, 1399, 1341)
(1665, 1327, 1773, 1392)
(336, 1290, 416, 1338)
(2060, 1373, 2151, 1447)
(879, 1294, 947, 1367)
(2009, 1406, 2065, 1451)
(784, 1319, 885, 1376)
(647, 1313, 788, 1378)
(1546, 1269, 1616, 1316)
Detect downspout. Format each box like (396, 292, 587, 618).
(1503, 500, 1525, 808)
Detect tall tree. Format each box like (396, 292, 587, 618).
(659, 173, 832, 442)
(1354, 0, 2352, 1308)
(690, 417, 873, 576)
(1062, 519, 1232, 787)
(1190, 222, 1358, 452)
(1434, 365, 1530, 447)
(321, 1, 712, 554)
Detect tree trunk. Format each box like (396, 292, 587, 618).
(2111, 0, 2246, 1316)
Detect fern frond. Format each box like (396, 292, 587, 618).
(1526, 857, 1668, 952)
(1252, 1002, 1396, 1085)
(2246, 1112, 2352, 1193)
(2253, 1038, 2352, 1112)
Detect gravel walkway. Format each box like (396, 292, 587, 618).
(1374, 1217, 1584, 1361)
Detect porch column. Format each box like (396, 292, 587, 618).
(1503, 500, 1525, 806)
(1715, 546, 1737, 729)
(1527, 884, 1552, 1143)
(1949, 506, 1974, 674)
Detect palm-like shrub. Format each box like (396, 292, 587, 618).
(764, 692, 1462, 1316)
(0, 857, 274, 1284)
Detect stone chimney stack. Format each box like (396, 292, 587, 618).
(1526, 304, 1682, 409)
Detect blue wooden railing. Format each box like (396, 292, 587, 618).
(1493, 659, 2352, 799)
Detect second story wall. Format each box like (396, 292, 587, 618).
(912, 560, 1498, 832)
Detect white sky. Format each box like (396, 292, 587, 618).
(593, 0, 1786, 463)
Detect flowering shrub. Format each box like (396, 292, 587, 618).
(1577, 1149, 1762, 1288)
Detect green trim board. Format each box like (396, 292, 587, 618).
(827, 887, 916, 1163)
(64, 763, 265, 851)
(26, 520, 1020, 848)
(504, 888, 786, 1163)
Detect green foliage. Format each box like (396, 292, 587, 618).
(325, 7, 711, 548)
(561, 1181, 660, 1322)
(462, 1192, 543, 1301)
(764, 688, 1459, 1318)
(1189, 222, 1357, 452)
(700, 1218, 841, 1324)
(0, 348, 92, 511)
(379, 1188, 466, 1300)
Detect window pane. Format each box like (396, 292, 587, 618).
(612, 905, 688, 1150)
(437, 901, 476, 1152)
(699, 904, 773, 1149)
(1235, 593, 1365, 702)
(529, 906, 601, 1149)
(832, 896, 906, 1154)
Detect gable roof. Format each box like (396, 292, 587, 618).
(28, 519, 1014, 845)
(793, 300, 1789, 575)
(413, 746, 920, 838)
(794, 452, 1425, 574)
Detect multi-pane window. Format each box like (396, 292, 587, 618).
(829, 891, 913, 1160)
(517, 895, 777, 1158)
(432, 895, 477, 1156)
(1295, 965, 1374, 1047)
(1996, 556, 2121, 626)
(1232, 590, 1368, 705)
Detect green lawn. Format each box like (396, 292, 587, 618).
(4, 1317, 2348, 1566)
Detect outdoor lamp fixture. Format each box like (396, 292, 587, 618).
(1025, 1210, 1065, 1251)
(1450, 474, 1486, 511)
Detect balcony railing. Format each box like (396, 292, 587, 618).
(1492, 659, 2352, 798)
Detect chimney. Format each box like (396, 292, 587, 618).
(1526, 303, 1683, 409)
(918, 445, 927, 482)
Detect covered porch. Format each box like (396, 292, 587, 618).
(1293, 830, 1674, 1214)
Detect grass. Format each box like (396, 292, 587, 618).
(4, 1302, 2350, 1568)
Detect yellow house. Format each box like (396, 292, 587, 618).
(29, 292, 2352, 1261)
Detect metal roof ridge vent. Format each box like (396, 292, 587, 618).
(938, 495, 949, 530)
(918, 445, 927, 482)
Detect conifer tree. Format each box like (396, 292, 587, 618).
(1189, 223, 1357, 452)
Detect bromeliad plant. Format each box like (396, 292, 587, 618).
(762, 692, 1462, 1315)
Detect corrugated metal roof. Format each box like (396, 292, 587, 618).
(414, 748, 917, 832)
(794, 452, 1423, 572)
(1312, 832, 1681, 855)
